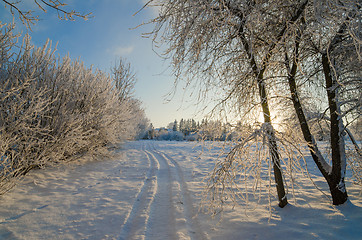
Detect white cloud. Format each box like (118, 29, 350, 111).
(112, 45, 135, 56)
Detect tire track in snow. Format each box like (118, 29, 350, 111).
(118, 142, 158, 240)
(118, 141, 207, 240)
(148, 142, 208, 240)
(144, 142, 178, 240)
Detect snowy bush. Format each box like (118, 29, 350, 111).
(185, 132, 202, 141)
(155, 130, 185, 141)
(0, 23, 147, 194)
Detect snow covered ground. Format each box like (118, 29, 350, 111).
(0, 141, 361, 240)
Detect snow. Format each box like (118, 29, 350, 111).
(0, 141, 361, 240)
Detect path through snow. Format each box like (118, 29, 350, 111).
(0, 140, 361, 240)
(119, 142, 207, 240)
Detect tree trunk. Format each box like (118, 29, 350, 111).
(287, 51, 331, 180)
(287, 63, 348, 205)
(315, 6, 360, 205)
(321, 53, 348, 205)
(235, 24, 288, 208)
(227, 0, 316, 208)
(257, 78, 288, 208)
(235, 29, 288, 207)
(285, 39, 348, 205)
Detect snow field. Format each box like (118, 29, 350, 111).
(0, 140, 361, 240)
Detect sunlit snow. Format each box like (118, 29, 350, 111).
(0, 141, 361, 240)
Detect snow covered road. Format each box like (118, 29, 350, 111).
(0, 141, 211, 240)
(119, 142, 206, 240)
(0, 141, 361, 240)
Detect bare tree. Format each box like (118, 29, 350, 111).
(142, 0, 295, 208)
(276, 0, 361, 205)
(142, 0, 361, 208)
(112, 58, 137, 102)
(2, 0, 91, 29)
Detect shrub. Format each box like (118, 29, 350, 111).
(0, 23, 147, 194)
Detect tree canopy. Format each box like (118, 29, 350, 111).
(143, 0, 361, 208)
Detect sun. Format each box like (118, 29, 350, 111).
(257, 110, 285, 132)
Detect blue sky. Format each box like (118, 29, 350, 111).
(0, 0, 201, 128)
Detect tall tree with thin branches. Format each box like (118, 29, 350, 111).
(279, 0, 361, 204)
(143, 0, 293, 208)
(142, 0, 361, 207)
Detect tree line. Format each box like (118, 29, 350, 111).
(144, 118, 249, 141)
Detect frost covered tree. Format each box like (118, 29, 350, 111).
(143, 0, 289, 207)
(1, 0, 91, 29)
(179, 119, 185, 134)
(112, 58, 136, 102)
(172, 119, 178, 131)
(111, 58, 150, 140)
(142, 0, 360, 207)
(0, 23, 147, 194)
(277, 0, 361, 204)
